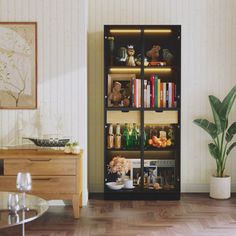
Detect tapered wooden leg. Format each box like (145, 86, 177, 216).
(72, 194, 80, 219)
(79, 192, 82, 207)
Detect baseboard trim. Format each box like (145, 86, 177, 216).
(181, 184, 236, 192)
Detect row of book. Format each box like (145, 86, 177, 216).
(131, 75, 177, 108)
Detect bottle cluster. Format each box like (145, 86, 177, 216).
(107, 123, 141, 149)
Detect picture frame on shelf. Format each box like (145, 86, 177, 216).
(107, 73, 135, 107)
(0, 22, 37, 109)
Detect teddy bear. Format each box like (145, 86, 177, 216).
(146, 45, 161, 62)
(126, 45, 136, 67)
(108, 81, 122, 107)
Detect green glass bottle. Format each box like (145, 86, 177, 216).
(143, 129, 147, 148)
(122, 123, 130, 149)
(130, 123, 138, 148)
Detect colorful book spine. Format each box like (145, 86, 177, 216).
(160, 82, 163, 108)
(166, 82, 168, 108)
(155, 75, 158, 107)
(157, 78, 161, 107)
(131, 78, 134, 107)
(147, 82, 150, 108)
(144, 80, 147, 108)
(172, 82, 175, 107)
(138, 79, 141, 108)
(151, 75, 155, 108)
(168, 82, 172, 108)
(163, 82, 166, 108)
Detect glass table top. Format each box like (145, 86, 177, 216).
(0, 192, 48, 229)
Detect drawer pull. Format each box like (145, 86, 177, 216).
(32, 178, 52, 181)
(28, 159, 52, 162)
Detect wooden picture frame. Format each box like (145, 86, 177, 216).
(0, 22, 37, 109)
(107, 73, 135, 107)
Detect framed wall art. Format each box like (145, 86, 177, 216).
(0, 22, 37, 109)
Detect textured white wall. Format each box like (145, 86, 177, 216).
(88, 0, 236, 192)
(0, 0, 88, 204)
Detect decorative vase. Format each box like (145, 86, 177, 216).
(210, 175, 231, 199)
(64, 145, 71, 154)
(71, 145, 80, 154)
(117, 171, 129, 183)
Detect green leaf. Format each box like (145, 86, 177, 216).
(226, 142, 236, 156)
(208, 95, 223, 133)
(193, 119, 218, 139)
(219, 85, 236, 121)
(226, 122, 236, 142)
(208, 143, 220, 160)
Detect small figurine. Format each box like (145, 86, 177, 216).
(108, 82, 122, 106)
(135, 54, 149, 66)
(162, 48, 174, 65)
(117, 47, 127, 63)
(126, 45, 136, 67)
(146, 45, 161, 63)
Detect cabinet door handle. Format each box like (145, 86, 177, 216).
(32, 178, 52, 181)
(28, 159, 52, 162)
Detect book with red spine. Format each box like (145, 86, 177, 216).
(144, 80, 147, 108)
(150, 75, 155, 108)
(147, 82, 151, 108)
(157, 78, 161, 107)
(168, 82, 172, 108)
(172, 82, 175, 107)
(138, 79, 141, 108)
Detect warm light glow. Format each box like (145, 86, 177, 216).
(110, 29, 141, 34)
(144, 29, 172, 33)
(109, 67, 172, 73)
(109, 68, 141, 73)
(109, 29, 172, 34)
(144, 68, 172, 73)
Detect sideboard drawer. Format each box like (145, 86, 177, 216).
(4, 159, 76, 176)
(0, 176, 76, 194)
(31, 176, 76, 193)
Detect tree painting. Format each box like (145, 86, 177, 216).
(0, 23, 37, 109)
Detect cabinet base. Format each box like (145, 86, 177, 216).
(104, 191, 180, 200)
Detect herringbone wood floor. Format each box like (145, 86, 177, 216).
(1, 194, 236, 236)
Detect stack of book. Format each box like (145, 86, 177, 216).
(144, 74, 176, 108)
(130, 75, 177, 108)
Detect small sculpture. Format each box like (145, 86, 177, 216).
(146, 45, 161, 63)
(126, 45, 136, 67)
(117, 47, 127, 62)
(163, 48, 174, 65)
(108, 82, 122, 106)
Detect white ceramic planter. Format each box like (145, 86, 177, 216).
(210, 175, 231, 199)
(64, 146, 71, 154)
(71, 145, 80, 154)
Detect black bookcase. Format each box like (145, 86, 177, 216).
(104, 25, 181, 200)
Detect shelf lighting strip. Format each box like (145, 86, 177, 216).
(109, 68, 172, 73)
(109, 29, 172, 34)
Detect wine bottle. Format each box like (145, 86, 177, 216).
(115, 123, 121, 149)
(107, 124, 114, 149)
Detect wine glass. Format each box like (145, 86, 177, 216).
(16, 172, 32, 209)
(8, 193, 20, 214)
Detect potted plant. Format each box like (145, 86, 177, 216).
(193, 85, 236, 199)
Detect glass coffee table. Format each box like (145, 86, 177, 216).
(0, 192, 48, 235)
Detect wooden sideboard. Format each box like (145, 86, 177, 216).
(0, 149, 83, 219)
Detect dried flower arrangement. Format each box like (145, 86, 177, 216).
(107, 156, 131, 175)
